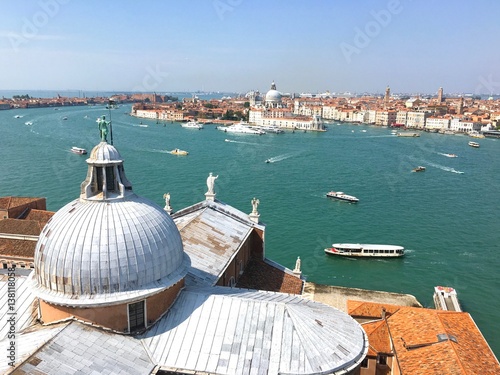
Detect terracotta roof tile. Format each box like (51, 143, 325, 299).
(0, 219, 43, 235)
(0, 238, 36, 258)
(362, 319, 392, 356)
(23, 209, 54, 226)
(349, 302, 500, 374)
(347, 300, 401, 319)
(0, 197, 41, 210)
(389, 308, 500, 374)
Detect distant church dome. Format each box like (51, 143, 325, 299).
(265, 81, 282, 106)
(33, 140, 188, 306)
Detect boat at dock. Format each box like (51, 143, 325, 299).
(326, 191, 359, 203)
(397, 132, 420, 137)
(71, 146, 87, 155)
(468, 141, 480, 148)
(217, 122, 265, 135)
(257, 125, 284, 134)
(325, 243, 405, 258)
(433, 286, 462, 312)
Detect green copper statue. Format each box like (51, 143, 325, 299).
(97, 115, 110, 142)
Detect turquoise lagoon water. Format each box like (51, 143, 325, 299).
(1, 104, 499, 357)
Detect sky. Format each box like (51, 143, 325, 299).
(0, 0, 499, 95)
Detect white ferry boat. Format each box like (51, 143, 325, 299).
(217, 122, 265, 135)
(324, 243, 405, 258)
(182, 120, 204, 129)
(468, 141, 480, 148)
(326, 191, 359, 203)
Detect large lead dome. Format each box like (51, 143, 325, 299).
(33, 141, 187, 306)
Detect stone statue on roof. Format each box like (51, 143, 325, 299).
(206, 172, 218, 194)
(97, 115, 110, 142)
(251, 197, 260, 215)
(293, 256, 301, 274)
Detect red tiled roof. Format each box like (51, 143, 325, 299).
(0, 219, 43, 235)
(347, 300, 401, 319)
(0, 238, 36, 258)
(362, 319, 392, 356)
(0, 196, 44, 210)
(352, 301, 500, 374)
(23, 209, 54, 226)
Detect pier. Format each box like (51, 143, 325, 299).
(433, 286, 462, 312)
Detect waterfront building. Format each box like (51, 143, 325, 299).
(249, 82, 326, 131)
(450, 117, 480, 133)
(406, 111, 429, 129)
(396, 110, 408, 126)
(375, 110, 396, 126)
(425, 116, 451, 131)
(367, 109, 377, 124)
(321, 104, 340, 120)
(135, 108, 159, 119)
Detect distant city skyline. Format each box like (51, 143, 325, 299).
(1, 0, 499, 95)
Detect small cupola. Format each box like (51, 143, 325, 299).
(80, 141, 133, 200)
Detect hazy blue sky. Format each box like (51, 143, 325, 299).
(1, 0, 499, 95)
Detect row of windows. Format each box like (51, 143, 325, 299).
(1, 261, 34, 269)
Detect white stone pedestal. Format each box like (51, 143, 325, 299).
(205, 192, 216, 201)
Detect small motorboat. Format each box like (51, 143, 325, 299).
(412, 166, 426, 172)
(443, 153, 458, 158)
(265, 159, 271, 163)
(326, 191, 359, 203)
(468, 141, 480, 148)
(169, 148, 189, 156)
(71, 146, 87, 155)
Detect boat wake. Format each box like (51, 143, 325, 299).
(224, 139, 261, 146)
(425, 161, 464, 174)
(265, 153, 296, 163)
(149, 149, 172, 154)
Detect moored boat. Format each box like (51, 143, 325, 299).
(169, 148, 189, 156)
(257, 125, 284, 134)
(326, 191, 359, 203)
(324, 243, 405, 258)
(217, 122, 265, 135)
(397, 132, 420, 137)
(71, 146, 87, 155)
(433, 286, 462, 312)
(468, 141, 480, 148)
